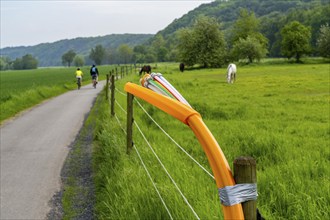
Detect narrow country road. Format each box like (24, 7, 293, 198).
(0, 81, 104, 219)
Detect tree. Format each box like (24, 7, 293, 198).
(230, 8, 268, 62)
(74, 55, 85, 67)
(0, 57, 11, 70)
(21, 54, 38, 69)
(177, 15, 226, 67)
(177, 28, 198, 66)
(193, 15, 226, 67)
(62, 50, 76, 67)
(89, 45, 106, 65)
(317, 23, 330, 58)
(13, 58, 23, 70)
(117, 44, 133, 64)
(12, 54, 38, 70)
(231, 9, 260, 45)
(151, 34, 169, 62)
(133, 45, 148, 63)
(281, 21, 311, 62)
(231, 36, 268, 63)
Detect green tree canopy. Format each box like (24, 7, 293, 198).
(117, 44, 133, 64)
(12, 54, 38, 70)
(177, 28, 197, 66)
(22, 54, 38, 69)
(62, 50, 76, 67)
(317, 23, 330, 58)
(74, 55, 85, 67)
(0, 57, 11, 70)
(231, 9, 260, 44)
(151, 34, 169, 62)
(178, 15, 226, 68)
(281, 21, 311, 62)
(231, 36, 268, 63)
(89, 45, 106, 65)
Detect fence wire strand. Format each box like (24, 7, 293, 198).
(116, 88, 214, 179)
(114, 103, 174, 220)
(133, 144, 174, 220)
(135, 99, 215, 180)
(114, 87, 202, 219)
(134, 120, 200, 220)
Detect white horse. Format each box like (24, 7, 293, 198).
(227, 63, 237, 83)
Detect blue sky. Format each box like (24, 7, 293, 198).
(0, 0, 213, 48)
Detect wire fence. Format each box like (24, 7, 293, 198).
(104, 69, 259, 220)
(113, 87, 205, 219)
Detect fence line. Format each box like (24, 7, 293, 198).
(115, 95, 200, 219)
(134, 99, 215, 179)
(133, 144, 174, 220)
(115, 87, 215, 179)
(134, 120, 200, 220)
(113, 111, 174, 220)
(106, 70, 260, 219)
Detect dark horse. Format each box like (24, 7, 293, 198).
(179, 63, 185, 72)
(139, 65, 151, 76)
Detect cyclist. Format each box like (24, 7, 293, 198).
(75, 67, 83, 89)
(90, 64, 99, 88)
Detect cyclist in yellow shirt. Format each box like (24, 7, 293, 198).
(75, 68, 83, 89)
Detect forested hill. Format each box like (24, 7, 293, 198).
(1, 0, 329, 67)
(156, 0, 329, 57)
(0, 34, 153, 66)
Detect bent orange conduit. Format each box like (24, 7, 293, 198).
(124, 82, 244, 220)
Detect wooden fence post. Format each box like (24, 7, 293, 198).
(126, 93, 134, 154)
(106, 74, 109, 100)
(110, 74, 115, 116)
(234, 156, 257, 220)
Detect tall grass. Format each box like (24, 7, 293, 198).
(93, 63, 329, 219)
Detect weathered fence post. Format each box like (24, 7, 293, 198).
(110, 74, 115, 116)
(234, 156, 257, 220)
(106, 74, 109, 100)
(126, 92, 134, 154)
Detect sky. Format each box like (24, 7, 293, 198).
(0, 0, 214, 48)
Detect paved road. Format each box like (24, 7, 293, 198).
(0, 82, 104, 219)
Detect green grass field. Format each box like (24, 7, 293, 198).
(1, 62, 329, 219)
(92, 63, 329, 219)
(0, 65, 112, 123)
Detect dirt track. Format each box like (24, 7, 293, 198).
(0, 82, 104, 219)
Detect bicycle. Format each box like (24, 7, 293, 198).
(77, 77, 82, 90)
(92, 75, 98, 89)
(75, 68, 83, 90)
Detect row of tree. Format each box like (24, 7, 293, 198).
(177, 11, 329, 67)
(61, 8, 329, 68)
(0, 54, 38, 70)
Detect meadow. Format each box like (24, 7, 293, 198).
(0, 66, 110, 123)
(1, 62, 329, 219)
(92, 63, 329, 219)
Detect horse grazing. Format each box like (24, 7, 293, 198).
(179, 63, 185, 72)
(139, 65, 151, 76)
(227, 63, 237, 83)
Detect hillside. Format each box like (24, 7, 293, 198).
(0, 34, 153, 67)
(1, 0, 329, 67)
(155, 0, 330, 57)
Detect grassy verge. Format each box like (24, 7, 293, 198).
(92, 62, 329, 219)
(48, 90, 106, 219)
